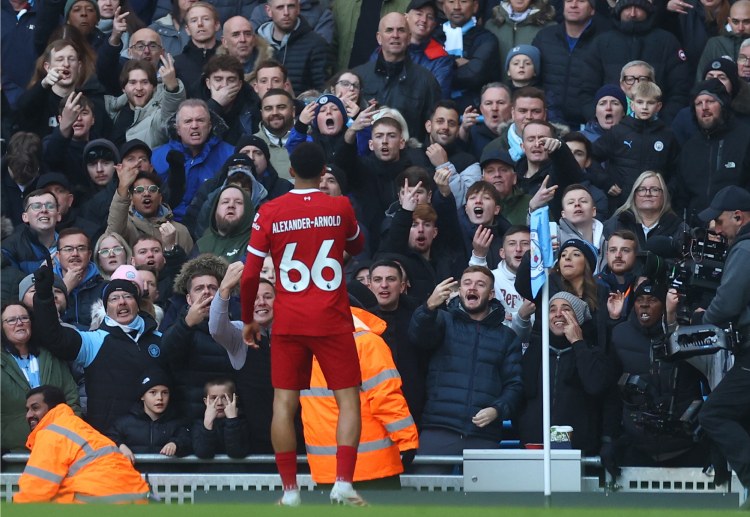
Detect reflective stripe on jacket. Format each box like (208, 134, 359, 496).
(14, 404, 150, 504)
(301, 307, 419, 483)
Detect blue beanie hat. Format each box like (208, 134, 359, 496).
(505, 45, 541, 74)
(594, 84, 627, 109)
(312, 94, 348, 130)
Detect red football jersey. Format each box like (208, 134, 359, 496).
(241, 189, 364, 336)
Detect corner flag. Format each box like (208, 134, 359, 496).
(530, 206, 554, 298)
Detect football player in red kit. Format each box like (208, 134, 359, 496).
(241, 142, 366, 506)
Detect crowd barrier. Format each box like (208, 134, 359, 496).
(1, 453, 743, 505)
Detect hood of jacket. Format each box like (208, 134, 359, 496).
(446, 294, 507, 325)
(258, 16, 312, 50)
(351, 307, 387, 336)
(52, 260, 101, 293)
(196, 184, 255, 260)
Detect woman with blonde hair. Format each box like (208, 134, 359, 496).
(93, 232, 133, 280)
(603, 171, 688, 247)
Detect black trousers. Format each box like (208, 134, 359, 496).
(699, 352, 750, 487)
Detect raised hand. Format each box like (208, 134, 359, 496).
(297, 100, 318, 125)
(219, 262, 244, 298)
(607, 291, 625, 320)
(224, 393, 239, 419)
(472, 225, 494, 258)
(427, 277, 458, 311)
(400, 179, 423, 211)
(185, 292, 213, 327)
(159, 53, 178, 92)
(59, 91, 83, 137)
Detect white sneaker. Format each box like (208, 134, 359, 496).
(277, 489, 301, 507)
(330, 482, 368, 507)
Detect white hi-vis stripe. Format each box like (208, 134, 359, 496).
(22, 465, 64, 484)
(305, 436, 394, 456)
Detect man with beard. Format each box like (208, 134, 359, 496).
(106, 166, 194, 254)
(105, 57, 185, 148)
(696, 0, 750, 82)
(674, 79, 750, 217)
(596, 230, 639, 323)
(193, 185, 254, 262)
(408, 266, 522, 473)
(416, 100, 481, 209)
(484, 87, 548, 163)
(14, 385, 149, 503)
(254, 89, 295, 181)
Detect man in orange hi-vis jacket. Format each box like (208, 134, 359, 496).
(14, 385, 150, 504)
(301, 307, 419, 485)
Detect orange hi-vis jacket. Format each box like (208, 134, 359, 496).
(14, 404, 150, 504)
(301, 307, 419, 483)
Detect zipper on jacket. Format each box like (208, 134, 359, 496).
(464, 322, 480, 434)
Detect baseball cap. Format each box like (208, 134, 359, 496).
(119, 139, 152, 161)
(698, 186, 750, 222)
(37, 173, 72, 191)
(480, 147, 516, 169)
(406, 0, 437, 11)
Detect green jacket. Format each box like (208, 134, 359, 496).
(500, 187, 532, 226)
(195, 185, 255, 262)
(333, 0, 411, 72)
(1, 347, 80, 451)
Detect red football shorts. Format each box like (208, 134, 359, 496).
(271, 332, 361, 390)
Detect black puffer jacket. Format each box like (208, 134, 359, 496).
(257, 16, 331, 94)
(674, 116, 750, 217)
(518, 321, 615, 454)
(107, 402, 192, 455)
(354, 53, 441, 142)
(174, 41, 218, 98)
(611, 311, 706, 460)
(409, 296, 523, 442)
(532, 19, 604, 127)
(192, 415, 250, 459)
(163, 308, 237, 422)
(592, 116, 681, 207)
(580, 15, 690, 123)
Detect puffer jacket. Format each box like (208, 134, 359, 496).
(531, 17, 601, 127)
(257, 16, 331, 94)
(602, 209, 688, 247)
(580, 15, 690, 123)
(14, 404, 150, 503)
(408, 297, 523, 442)
(592, 115, 680, 205)
(486, 1, 557, 79)
(302, 308, 419, 483)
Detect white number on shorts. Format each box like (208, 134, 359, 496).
(279, 239, 342, 292)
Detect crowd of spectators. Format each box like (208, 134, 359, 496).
(3, 0, 750, 482)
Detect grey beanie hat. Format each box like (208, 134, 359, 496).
(550, 291, 592, 325)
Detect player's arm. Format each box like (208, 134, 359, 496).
(240, 210, 270, 345)
(342, 199, 365, 256)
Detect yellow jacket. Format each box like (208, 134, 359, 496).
(14, 404, 150, 504)
(301, 307, 419, 483)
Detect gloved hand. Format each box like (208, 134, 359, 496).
(401, 449, 416, 471)
(33, 254, 55, 296)
(599, 440, 621, 481)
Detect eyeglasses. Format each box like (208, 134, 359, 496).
(130, 42, 162, 52)
(86, 149, 116, 163)
(108, 293, 135, 303)
(131, 185, 160, 194)
(98, 246, 125, 256)
(336, 79, 360, 90)
(60, 245, 90, 254)
(622, 75, 652, 85)
(738, 55, 750, 65)
(2, 315, 30, 325)
(635, 186, 663, 196)
(26, 202, 57, 212)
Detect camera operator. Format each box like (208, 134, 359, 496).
(611, 281, 708, 467)
(695, 186, 750, 491)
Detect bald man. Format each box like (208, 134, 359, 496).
(353, 12, 441, 141)
(221, 16, 273, 76)
(97, 27, 166, 95)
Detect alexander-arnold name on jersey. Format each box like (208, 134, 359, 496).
(271, 215, 342, 234)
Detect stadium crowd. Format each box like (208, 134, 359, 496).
(3, 0, 750, 497)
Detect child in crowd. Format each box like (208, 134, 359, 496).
(505, 45, 541, 92)
(192, 378, 249, 459)
(107, 372, 192, 463)
(592, 81, 680, 210)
